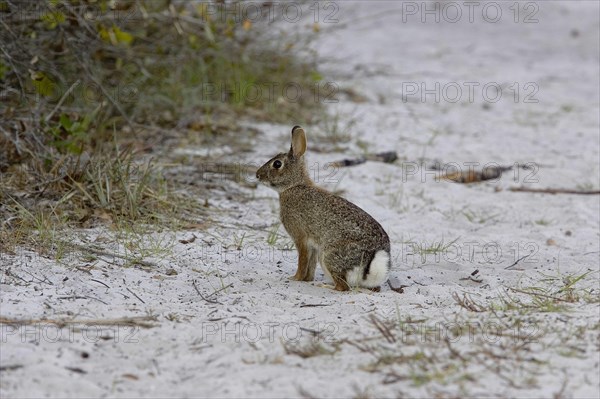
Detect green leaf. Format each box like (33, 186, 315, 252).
(113, 26, 134, 45)
(98, 25, 134, 46)
(310, 70, 323, 82)
(59, 113, 72, 129)
(30, 71, 55, 97)
(41, 11, 66, 29)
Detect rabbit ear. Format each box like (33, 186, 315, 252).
(290, 126, 306, 158)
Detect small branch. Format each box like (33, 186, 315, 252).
(444, 337, 467, 361)
(0, 364, 24, 372)
(44, 79, 81, 122)
(73, 54, 136, 134)
(58, 295, 108, 305)
(90, 279, 110, 289)
(192, 280, 221, 305)
(179, 234, 197, 244)
(299, 327, 321, 336)
(452, 292, 487, 312)
(206, 283, 233, 299)
(459, 275, 483, 283)
(505, 254, 530, 270)
(509, 187, 600, 195)
(0, 44, 24, 97)
(21, 270, 54, 285)
(3, 269, 29, 285)
(126, 288, 145, 304)
(331, 151, 398, 168)
(299, 303, 332, 308)
(65, 366, 86, 374)
(368, 314, 396, 343)
(0, 316, 159, 328)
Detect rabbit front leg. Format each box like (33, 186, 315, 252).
(304, 246, 318, 281)
(289, 239, 309, 281)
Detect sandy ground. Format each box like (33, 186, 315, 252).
(1, 1, 599, 398)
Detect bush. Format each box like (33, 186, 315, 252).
(1, 0, 321, 159)
(0, 0, 323, 254)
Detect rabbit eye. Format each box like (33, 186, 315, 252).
(273, 160, 282, 169)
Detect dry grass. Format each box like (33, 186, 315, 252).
(0, 0, 325, 259)
(0, 315, 159, 329)
(285, 272, 599, 395)
(282, 339, 340, 359)
(0, 145, 202, 258)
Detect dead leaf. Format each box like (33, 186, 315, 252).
(179, 234, 197, 244)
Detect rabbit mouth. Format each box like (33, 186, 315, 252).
(259, 180, 283, 192)
(257, 178, 275, 188)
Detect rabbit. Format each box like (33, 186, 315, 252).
(256, 126, 391, 291)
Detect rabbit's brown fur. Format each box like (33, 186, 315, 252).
(256, 126, 391, 291)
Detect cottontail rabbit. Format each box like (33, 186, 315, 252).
(256, 126, 391, 291)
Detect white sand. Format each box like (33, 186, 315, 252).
(1, 1, 599, 398)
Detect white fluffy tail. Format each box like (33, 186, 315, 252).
(346, 250, 390, 288)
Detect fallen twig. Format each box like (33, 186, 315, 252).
(44, 79, 81, 123)
(452, 292, 487, 312)
(21, 270, 54, 285)
(58, 295, 108, 305)
(90, 279, 110, 289)
(192, 280, 221, 304)
(368, 314, 396, 343)
(126, 287, 146, 304)
(444, 337, 467, 361)
(0, 316, 159, 328)
(505, 254, 531, 270)
(65, 366, 86, 374)
(299, 303, 332, 308)
(509, 187, 600, 195)
(3, 269, 29, 285)
(206, 283, 233, 298)
(0, 364, 24, 372)
(330, 151, 398, 167)
(179, 234, 197, 244)
(299, 327, 321, 336)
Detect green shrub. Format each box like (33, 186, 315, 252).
(1, 0, 321, 157)
(0, 0, 323, 254)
